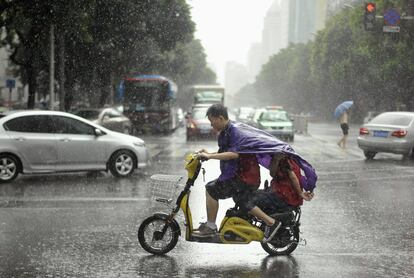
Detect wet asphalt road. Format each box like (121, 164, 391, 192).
(0, 122, 413, 277)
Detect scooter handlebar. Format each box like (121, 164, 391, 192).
(195, 151, 209, 162)
(198, 156, 209, 162)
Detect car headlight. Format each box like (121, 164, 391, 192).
(133, 141, 145, 147)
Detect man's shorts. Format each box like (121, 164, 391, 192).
(206, 178, 257, 210)
(340, 123, 349, 135)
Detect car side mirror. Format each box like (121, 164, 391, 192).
(95, 129, 104, 136)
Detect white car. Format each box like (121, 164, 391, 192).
(0, 110, 150, 183)
(251, 108, 294, 142)
(74, 107, 132, 134)
(357, 112, 414, 159)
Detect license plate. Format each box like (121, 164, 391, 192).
(200, 128, 210, 134)
(373, 130, 388, 137)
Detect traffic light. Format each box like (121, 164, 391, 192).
(364, 2, 376, 31)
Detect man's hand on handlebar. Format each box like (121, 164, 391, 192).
(196, 151, 210, 161)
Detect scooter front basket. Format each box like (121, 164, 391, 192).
(149, 174, 183, 201)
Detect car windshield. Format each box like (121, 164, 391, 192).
(369, 114, 414, 126)
(105, 109, 122, 118)
(192, 109, 207, 120)
(259, 110, 289, 122)
(195, 91, 223, 102)
(75, 110, 100, 120)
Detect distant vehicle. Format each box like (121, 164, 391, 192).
(177, 108, 185, 127)
(250, 108, 267, 127)
(0, 106, 9, 113)
(236, 107, 255, 124)
(186, 105, 216, 141)
(74, 107, 132, 134)
(357, 112, 414, 160)
(190, 85, 225, 105)
(253, 108, 294, 142)
(265, 105, 284, 111)
(117, 74, 180, 134)
(363, 111, 380, 124)
(0, 110, 150, 183)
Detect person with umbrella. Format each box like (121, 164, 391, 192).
(334, 100, 353, 149)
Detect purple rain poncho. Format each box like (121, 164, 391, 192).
(217, 121, 317, 192)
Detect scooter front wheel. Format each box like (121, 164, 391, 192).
(138, 215, 179, 255)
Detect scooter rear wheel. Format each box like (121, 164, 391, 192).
(261, 226, 300, 256)
(138, 215, 179, 255)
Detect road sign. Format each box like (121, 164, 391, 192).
(384, 8, 401, 26)
(383, 25, 401, 33)
(6, 79, 15, 89)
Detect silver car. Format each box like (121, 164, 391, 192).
(74, 107, 132, 134)
(0, 110, 150, 183)
(357, 112, 414, 159)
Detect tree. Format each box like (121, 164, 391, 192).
(1, 0, 213, 110)
(249, 0, 414, 121)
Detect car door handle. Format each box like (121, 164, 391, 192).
(14, 137, 25, 141)
(59, 138, 71, 142)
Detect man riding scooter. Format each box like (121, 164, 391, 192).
(194, 104, 317, 239)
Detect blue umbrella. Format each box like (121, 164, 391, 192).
(334, 100, 353, 119)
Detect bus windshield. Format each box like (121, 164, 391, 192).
(124, 82, 168, 111)
(195, 91, 223, 103)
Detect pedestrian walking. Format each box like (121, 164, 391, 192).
(334, 101, 353, 149)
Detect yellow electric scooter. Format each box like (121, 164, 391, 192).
(138, 153, 303, 256)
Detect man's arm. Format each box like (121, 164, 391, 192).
(198, 151, 239, 161)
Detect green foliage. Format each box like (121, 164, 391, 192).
(0, 0, 214, 109)
(251, 1, 414, 120)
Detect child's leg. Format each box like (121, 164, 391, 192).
(249, 206, 275, 226)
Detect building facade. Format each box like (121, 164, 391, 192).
(246, 0, 329, 84)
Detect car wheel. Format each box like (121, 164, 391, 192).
(0, 154, 20, 183)
(364, 151, 377, 160)
(109, 150, 135, 177)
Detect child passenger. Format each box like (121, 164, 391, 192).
(247, 153, 314, 242)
